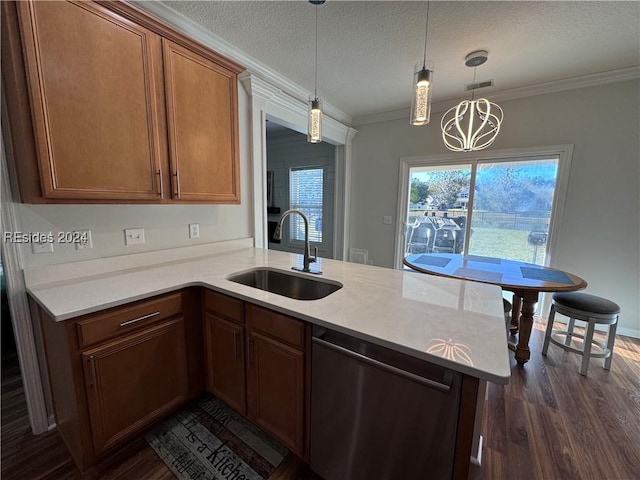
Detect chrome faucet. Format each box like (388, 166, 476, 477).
(273, 209, 320, 274)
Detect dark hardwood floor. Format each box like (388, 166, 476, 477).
(469, 321, 640, 480)
(2, 318, 639, 480)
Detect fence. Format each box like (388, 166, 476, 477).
(409, 209, 550, 232)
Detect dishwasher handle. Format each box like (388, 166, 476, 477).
(312, 336, 451, 393)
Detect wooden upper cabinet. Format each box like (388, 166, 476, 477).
(162, 39, 241, 203)
(3, 0, 244, 204)
(16, 1, 165, 200)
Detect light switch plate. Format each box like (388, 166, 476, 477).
(189, 223, 200, 239)
(383, 216, 392, 225)
(32, 240, 54, 254)
(124, 228, 145, 246)
(75, 230, 92, 250)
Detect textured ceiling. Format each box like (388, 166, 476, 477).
(160, 1, 640, 122)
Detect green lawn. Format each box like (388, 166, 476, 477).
(467, 227, 547, 264)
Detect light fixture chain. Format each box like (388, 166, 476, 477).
(314, 4, 319, 98)
(471, 66, 477, 101)
(422, 0, 430, 67)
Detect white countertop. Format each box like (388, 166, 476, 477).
(25, 240, 511, 384)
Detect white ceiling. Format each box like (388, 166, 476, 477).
(160, 1, 640, 123)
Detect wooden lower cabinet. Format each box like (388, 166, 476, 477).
(82, 318, 188, 455)
(247, 330, 305, 455)
(203, 291, 309, 458)
(38, 290, 200, 469)
(203, 312, 246, 413)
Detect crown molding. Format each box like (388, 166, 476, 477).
(131, 0, 352, 126)
(354, 66, 640, 126)
(240, 73, 354, 146)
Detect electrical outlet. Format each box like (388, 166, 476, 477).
(383, 216, 392, 225)
(189, 223, 200, 239)
(124, 228, 145, 246)
(75, 230, 92, 250)
(32, 240, 54, 254)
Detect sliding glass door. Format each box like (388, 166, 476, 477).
(398, 148, 569, 269)
(468, 159, 558, 263)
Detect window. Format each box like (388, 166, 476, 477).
(397, 146, 573, 269)
(290, 167, 323, 243)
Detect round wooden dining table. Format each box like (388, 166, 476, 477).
(403, 253, 587, 365)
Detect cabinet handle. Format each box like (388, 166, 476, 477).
(233, 332, 240, 361)
(89, 356, 97, 389)
(156, 170, 163, 196)
(312, 336, 452, 393)
(173, 171, 181, 198)
(248, 337, 255, 365)
(119, 311, 160, 327)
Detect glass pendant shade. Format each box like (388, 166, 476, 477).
(308, 97, 322, 143)
(410, 62, 434, 126)
(441, 98, 503, 152)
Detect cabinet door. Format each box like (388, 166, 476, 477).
(17, 0, 165, 200)
(162, 39, 240, 203)
(247, 331, 305, 455)
(204, 313, 246, 414)
(82, 318, 188, 455)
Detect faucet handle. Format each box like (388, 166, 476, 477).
(312, 246, 318, 262)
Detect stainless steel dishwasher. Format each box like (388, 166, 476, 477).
(310, 327, 462, 480)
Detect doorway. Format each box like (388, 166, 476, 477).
(265, 120, 336, 259)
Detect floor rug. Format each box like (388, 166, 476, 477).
(146, 394, 288, 480)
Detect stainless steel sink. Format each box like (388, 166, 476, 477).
(226, 267, 342, 300)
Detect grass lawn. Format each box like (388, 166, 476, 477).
(467, 227, 547, 264)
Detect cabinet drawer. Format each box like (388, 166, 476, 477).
(76, 292, 183, 348)
(246, 304, 305, 349)
(203, 290, 244, 324)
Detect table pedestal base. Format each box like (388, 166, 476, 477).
(507, 290, 539, 364)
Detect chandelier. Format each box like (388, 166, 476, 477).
(441, 51, 503, 152)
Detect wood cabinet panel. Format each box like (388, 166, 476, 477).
(17, 0, 165, 200)
(246, 304, 305, 348)
(3, 0, 244, 204)
(76, 292, 183, 348)
(204, 313, 246, 414)
(247, 331, 305, 455)
(163, 39, 240, 203)
(82, 317, 188, 455)
(203, 289, 244, 323)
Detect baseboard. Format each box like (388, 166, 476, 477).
(47, 415, 56, 431)
(470, 434, 483, 467)
(616, 326, 640, 339)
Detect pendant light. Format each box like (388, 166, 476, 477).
(308, 0, 325, 143)
(441, 51, 504, 152)
(410, 0, 434, 126)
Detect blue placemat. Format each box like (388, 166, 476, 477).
(520, 266, 573, 284)
(413, 255, 452, 268)
(454, 267, 503, 284)
(466, 255, 502, 264)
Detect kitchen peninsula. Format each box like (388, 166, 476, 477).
(25, 239, 510, 479)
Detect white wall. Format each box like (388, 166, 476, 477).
(12, 83, 253, 269)
(350, 80, 640, 336)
